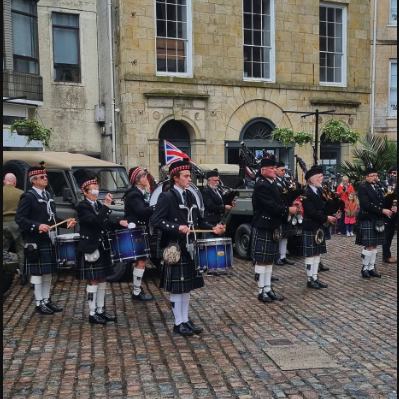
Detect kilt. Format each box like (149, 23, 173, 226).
(76, 246, 114, 281)
(251, 228, 280, 264)
(24, 241, 59, 275)
(323, 225, 332, 241)
(301, 230, 327, 257)
(160, 253, 204, 294)
(355, 220, 386, 247)
(281, 222, 295, 239)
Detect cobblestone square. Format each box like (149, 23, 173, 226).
(3, 235, 397, 398)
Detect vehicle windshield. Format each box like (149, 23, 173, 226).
(71, 167, 129, 194)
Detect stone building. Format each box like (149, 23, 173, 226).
(113, 0, 372, 180)
(371, 0, 397, 140)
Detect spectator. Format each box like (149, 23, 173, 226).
(344, 192, 358, 236)
(337, 176, 355, 235)
(3, 173, 27, 285)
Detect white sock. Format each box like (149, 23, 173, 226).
(181, 293, 191, 323)
(264, 265, 273, 293)
(362, 249, 373, 270)
(313, 256, 321, 281)
(87, 285, 98, 316)
(305, 258, 314, 281)
(133, 268, 145, 296)
(170, 293, 184, 326)
(31, 275, 43, 306)
(42, 274, 52, 304)
(255, 265, 266, 294)
(279, 239, 288, 260)
(368, 249, 378, 271)
(96, 282, 107, 314)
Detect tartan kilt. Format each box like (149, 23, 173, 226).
(281, 222, 295, 239)
(76, 247, 114, 281)
(251, 228, 280, 264)
(355, 220, 386, 247)
(24, 241, 59, 275)
(160, 254, 204, 294)
(301, 230, 327, 257)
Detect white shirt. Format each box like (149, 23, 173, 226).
(309, 185, 319, 195)
(174, 186, 187, 204)
(267, 178, 274, 184)
(32, 186, 45, 197)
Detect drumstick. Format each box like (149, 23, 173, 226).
(39, 219, 70, 233)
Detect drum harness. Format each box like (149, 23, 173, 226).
(179, 203, 198, 261)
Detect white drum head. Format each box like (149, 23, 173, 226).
(57, 233, 80, 242)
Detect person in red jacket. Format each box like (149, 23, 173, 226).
(336, 176, 355, 235)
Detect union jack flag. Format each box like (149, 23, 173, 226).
(164, 140, 194, 166)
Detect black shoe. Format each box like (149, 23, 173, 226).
(276, 259, 285, 266)
(97, 311, 117, 322)
(132, 288, 154, 302)
(271, 275, 280, 282)
(89, 314, 107, 325)
(185, 320, 204, 334)
(307, 279, 321, 289)
(318, 262, 330, 272)
(315, 279, 328, 288)
(173, 323, 194, 336)
(267, 289, 285, 301)
(280, 258, 295, 265)
(361, 269, 371, 279)
(258, 293, 273, 303)
(45, 301, 63, 312)
(20, 274, 28, 286)
(35, 303, 54, 315)
(368, 268, 382, 278)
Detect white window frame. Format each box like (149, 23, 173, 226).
(390, 0, 398, 25)
(242, 0, 275, 83)
(319, 2, 347, 88)
(389, 60, 397, 116)
(155, 0, 193, 78)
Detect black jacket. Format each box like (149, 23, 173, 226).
(124, 187, 153, 227)
(357, 183, 385, 221)
(252, 178, 289, 230)
(151, 188, 213, 254)
(15, 189, 61, 245)
(301, 186, 329, 231)
(77, 200, 114, 254)
(202, 185, 225, 225)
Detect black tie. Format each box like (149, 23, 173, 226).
(182, 191, 188, 206)
(42, 191, 48, 201)
(94, 202, 99, 213)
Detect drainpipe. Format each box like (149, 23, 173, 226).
(371, 0, 378, 139)
(108, 0, 117, 164)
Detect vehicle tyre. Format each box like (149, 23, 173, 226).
(3, 160, 30, 190)
(234, 224, 252, 260)
(3, 251, 16, 297)
(106, 261, 127, 283)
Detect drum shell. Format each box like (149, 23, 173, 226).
(56, 234, 80, 267)
(195, 238, 233, 272)
(109, 227, 150, 262)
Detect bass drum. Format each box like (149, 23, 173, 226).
(150, 181, 205, 216)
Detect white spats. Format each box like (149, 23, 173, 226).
(181, 293, 191, 323)
(362, 249, 373, 270)
(264, 265, 273, 293)
(170, 293, 184, 326)
(369, 249, 378, 271)
(133, 268, 145, 296)
(86, 285, 98, 316)
(42, 274, 52, 304)
(279, 238, 288, 260)
(313, 256, 321, 281)
(305, 258, 314, 280)
(255, 265, 266, 294)
(96, 282, 107, 314)
(31, 275, 43, 306)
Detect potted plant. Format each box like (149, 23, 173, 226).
(341, 129, 361, 145)
(294, 131, 314, 147)
(321, 120, 347, 142)
(271, 128, 296, 147)
(10, 118, 52, 147)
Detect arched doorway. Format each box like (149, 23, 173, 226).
(320, 134, 341, 178)
(159, 120, 191, 166)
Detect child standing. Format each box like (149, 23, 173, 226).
(345, 192, 358, 236)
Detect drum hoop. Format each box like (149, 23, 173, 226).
(196, 238, 232, 246)
(56, 234, 80, 242)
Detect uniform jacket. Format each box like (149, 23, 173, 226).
(252, 177, 289, 231)
(202, 185, 225, 225)
(151, 188, 213, 254)
(3, 185, 24, 222)
(124, 187, 153, 227)
(15, 189, 61, 245)
(77, 200, 114, 254)
(301, 186, 329, 231)
(275, 177, 289, 206)
(357, 182, 385, 221)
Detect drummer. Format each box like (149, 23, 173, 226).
(152, 159, 225, 336)
(124, 167, 154, 302)
(77, 178, 128, 325)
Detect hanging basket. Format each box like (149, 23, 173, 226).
(15, 126, 35, 136)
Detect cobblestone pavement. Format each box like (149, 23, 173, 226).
(3, 235, 397, 399)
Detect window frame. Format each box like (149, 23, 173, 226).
(319, 2, 347, 88)
(390, 0, 398, 25)
(389, 59, 397, 116)
(52, 12, 81, 83)
(11, 0, 40, 75)
(154, 0, 193, 78)
(242, 0, 275, 83)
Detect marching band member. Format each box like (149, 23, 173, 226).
(275, 161, 296, 266)
(152, 159, 225, 336)
(356, 168, 395, 278)
(77, 178, 128, 324)
(251, 157, 298, 303)
(15, 162, 76, 315)
(124, 167, 154, 302)
(301, 167, 336, 289)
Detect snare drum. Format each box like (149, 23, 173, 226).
(56, 233, 80, 268)
(109, 227, 150, 263)
(195, 238, 234, 275)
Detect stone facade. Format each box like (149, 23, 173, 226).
(115, 0, 372, 179)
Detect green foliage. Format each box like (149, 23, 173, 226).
(272, 128, 314, 147)
(10, 119, 52, 147)
(321, 120, 361, 145)
(294, 131, 314, 147)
